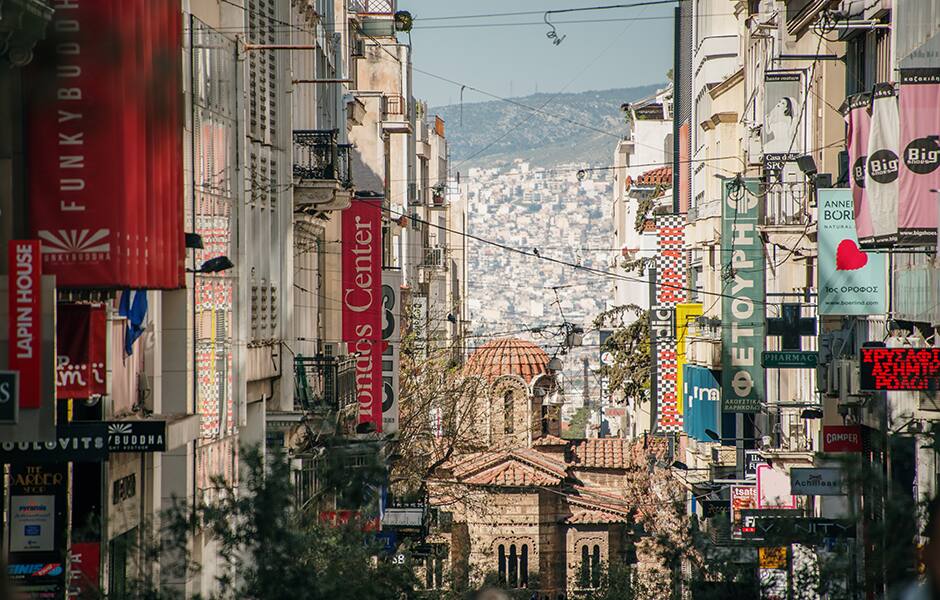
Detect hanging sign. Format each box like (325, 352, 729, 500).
(342, 196, 384, 432)
(822, 425, 863, 453)
(818, 188, 887, 315)
(859, 347, 940, 391)
(56, 303, 107, 399)
(864, 83, 900, 248)
(0, 371, 19, 424)
(898, 69, 940, 245)
(790, 467, 844, 496)
(652, 215, 687, 432)
(381, 269, 402, 436)
(720, 180, 765, 413)
(842, 93, 873, 244)
(762, 71, 804, 179)
(9, 240, 42, 409)
(106, 420, 167, 452)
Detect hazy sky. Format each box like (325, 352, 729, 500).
(403, 0, 676, 108)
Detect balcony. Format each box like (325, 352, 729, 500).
(686, 317, 722, 369)
(349, 0, 395, 14)
(760, 181, 812, 228)
(294, 354, 357, 415)
(293, 130, 353, 212)
(422, 246, 447, 270)
(382, 94, 412, 134)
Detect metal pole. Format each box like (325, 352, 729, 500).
(243, 44, 319, 51)
(292, 79, 353, 84)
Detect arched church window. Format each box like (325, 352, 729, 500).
(498, 544, 506, 584)
(508, 544, 518, 587)
(579, 545, 590, 588)
(520, 544, 529, 587)
(592, 545, 601, 588)
(503, 391, 514, 434)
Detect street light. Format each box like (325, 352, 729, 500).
(800, 408, 825, 419)
(187, 255, 235, 274)
(672, 461, 711, 472)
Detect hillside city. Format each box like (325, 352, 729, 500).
(0, 1, 938, 599)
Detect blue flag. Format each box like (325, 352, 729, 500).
(119, 289, 148, 355)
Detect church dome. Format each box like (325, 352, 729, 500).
(464, 338, 551, 383)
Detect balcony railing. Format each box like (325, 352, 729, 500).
(294, 354, 357, 413)
(383, 94, 405, 118)
(349, 0, 395, 14)
(292, 130, 351, 188)
(761, 181, 811, 226)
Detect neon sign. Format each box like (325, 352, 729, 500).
(859, 347, 940, 391)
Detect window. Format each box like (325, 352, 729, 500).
(579, 544, 603, 589)
(503, 391, 514, 434)
(423, 544, 447, 589)
(497, 542, 529, 588)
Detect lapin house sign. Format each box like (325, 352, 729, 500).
(8, 241, 42, 409)
(27, 0, 185, 289)
(342, 196, 384, 431)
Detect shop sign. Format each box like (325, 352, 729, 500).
(8, 463, 68, 595)
(107, 420, 166, 452)
(761, 351, 819, 368)
(112, 473, 137, 505)
(342, 197, 383, 431)
(0, 370, 19, 424)
(744, 449, 766, 480)
(382, 507, 424, 528)
(731, 485, 758, 540)
(822, 425, 863, 453)
(817, 188, 886, 315)
(897, 68, 940, 245)
(720, 179, 765, 413)
(859, 347, 940, 391)
(8, 240, 42, 409)
(862, 83, 900, 248)
(0, 422, 108, 462)
(56, 303, 107, 399)
(790, 468, 844, 496)
(759, 547, 788, 570)
(652, 215, 687, 431)
(740, 511, 856, 542)
(69, 542, 101, 597)
(762, 71, 804, 180)
(10, 494, 56, 551)
(757, 464, 796, 509)
(381, 269, 401, 436)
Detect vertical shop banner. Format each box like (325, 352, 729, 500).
(842, 93, 873, 243)
(343, 197, 383, 431)
(652, 216, 687, 432)
(381, 269, 402, 436)
(864, 83, 900, 248)
(682, 365, 719, 442)
(731, 485, 758, 540)
(56, 304, 107, 399)
(9, 241, 42, 409)
(898, 69, 940, 245)
(721, 180, 765, 413)
(763, 71, 804, 178)
(69, 542, 101, 597)
(27, 0, 183, 289)
(818, 189, 886, 315)
(675, 303, 702, 414)
(7, 463, 68, 597)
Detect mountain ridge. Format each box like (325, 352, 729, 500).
(430, 83, 666, 168)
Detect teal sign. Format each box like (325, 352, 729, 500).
(762, 351, 818, 369)
(721, 179, 764, 413)
(818, 189, 887, 315)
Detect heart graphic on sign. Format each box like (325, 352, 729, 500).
(836, 239, 868, 271)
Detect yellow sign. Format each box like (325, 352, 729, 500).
(675, 303, 703, 414)
(759, 546, 788, 570)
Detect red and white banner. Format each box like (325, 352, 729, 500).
(8, 240, 41, 409)
(898, 69, 940, 245)
(342, 197, 383, 431)
(864, 83, 900, 248)
(27, 0, 183, 289)
(56, 303, 106, 400)
(843, 93, 873, 243)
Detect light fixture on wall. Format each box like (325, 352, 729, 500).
(187, 255, 234, 274)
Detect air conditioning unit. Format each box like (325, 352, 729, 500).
(319, 341, 348, 357)
(827, 358, 861, 400)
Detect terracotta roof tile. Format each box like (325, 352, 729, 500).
(465, 461, 563, 487)
(635, 166, 672, 187)
(463, 338, 550, 383)
(532, 434, 568, 447)
(570, 438, 631, 469)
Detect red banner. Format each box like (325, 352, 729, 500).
(8, 241, 42, 409)
(27, 0, 183, 289)
(56, 304, 106, 400)
(843, 93, 873, 243)
(822, 425, 863, 453)
(342, 197, 383, 431)
(69, 541, 101, 597)
(898, 69, 940, 245)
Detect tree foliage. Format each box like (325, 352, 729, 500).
(594, 305, 650, 406)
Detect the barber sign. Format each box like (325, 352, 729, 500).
(822, 425, 863, 453)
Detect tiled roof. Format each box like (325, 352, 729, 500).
(533, 434, 568, 447)
(463, 338, 551, 383)
(570, 438, 632, 469)
(635, 166, 672, 187)
(465, 461, 563, 487)
(563, 488, 631, 523)
(565, 507, 628, 524)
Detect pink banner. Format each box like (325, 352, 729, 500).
(898, 69, 940, 246)
(342, 197, 383, 431)
(843, 93, 873, 243)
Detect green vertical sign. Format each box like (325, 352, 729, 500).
(818, 188, 887, 315)
(721, 179, 764, 413)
